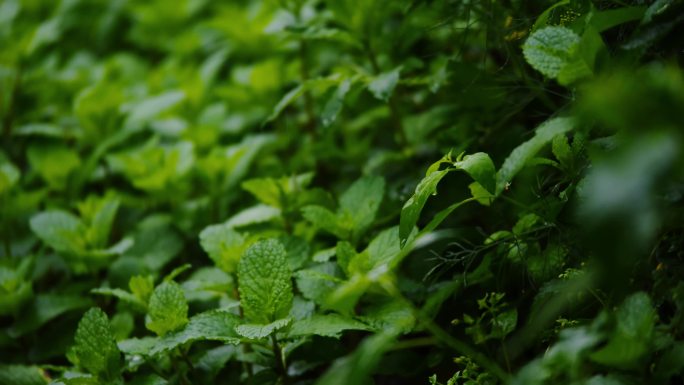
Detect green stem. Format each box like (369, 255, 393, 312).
(389, 337, 437, 351)
(271, 333, 289, 384)
(232, 274, 254, 380)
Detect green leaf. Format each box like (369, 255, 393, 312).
(146, 281, 189, 336)
(27, 144, 81, 190)
(338, 176, 385, 240)
(264, 84, 305, 123)
(124, 91, 186, 130)
(30, 211, 86, 255)
(163, 263, 192, 282)
(454, 152, 496, 194)
(150, 309, 241, 355)
(91, 288, 146, 310)
(552, 134, 573, 170)
(199, 223, 248, 273)
(496, 117, 575, 194)
(129, 275, 155, 303)
(0, 365, 48, 385)
(77, 194, 120, 249)
(8, 294, 91, 337)
(361, 300, 416, 335)
(324, 274, 371, 315)
(289, 314, 371, 338)
(225, 204, 281, 228)
(523, 26, 581, 79)
(117, 337, 158, 356)
(322, 79, 352, 127)
(591, 292, 656, 368)
(73, 308, 121, 381)
(278, 235, 310, 271)
(235, 318, 291, 339)
(242, 173, 314, 209)
(468, 182, 495, 206)
(399, 169, 449, 247)
(368, 68, 401, 102)
(238, 239, 294, 324)
(302, 205, 346, 239)
(0, 160, 20, 195)
(124, 219, 183, 272)
(294, 264, 341, 306)
(264, 77, 340, 124)
(589, 6, 646, 32)
(557, 27, 604, 86)
(367, 226, 401, 269)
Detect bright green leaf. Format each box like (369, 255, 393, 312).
(289, 314, 371, 339)
(454, 152, 496, 194)
(523, 26, 580, 79)
(30, 211, 86, 255)
(235, 318, 291, 339)
(146, 281, 189, 336)
(238, 239, 294, 323)
(150, 310, 241, 355)
(73, 308, 121, 381)
(199, 223, 248, 273)
(399, 169, 449, 247)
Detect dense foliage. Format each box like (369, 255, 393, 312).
(1, 0, 684, 384)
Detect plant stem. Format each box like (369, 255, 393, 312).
(389, 336, 437, 351)
(271, 333, 289, 384)
(232, 275, 254, 381)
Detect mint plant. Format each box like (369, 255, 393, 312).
(1, 0, 683, 385)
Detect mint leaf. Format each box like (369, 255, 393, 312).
(0, 365, 48, 385)
(73, 308, 121, 381)
(30, 211, 86, 255)
(199, 223, 248, 273)
(368, 68, 400, 102)
(129, 275, 155, 303)
(591, 292, 656, 368)
(146, 281, 188, 336)
(294, 264, 341, 306)
(77, 195, 120, 250)
(226, 204, 281, 228)
(91, 288, 146, 311)
(301, 205, 346, 239)
(322, 79, 352, 127)
(238, 239, 294, 324)
(289, 314, 370, 339)
(235, 318, 291, 339)
(117, 337, 158, 356)
(338, 176, 385, 240)
(150, 310, 241, 355)
(8, 294, 91, 337)
(523, 26, 580, 79)
(27, 144, 81, 190)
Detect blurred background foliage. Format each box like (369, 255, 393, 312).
(0, 0, 683, 384)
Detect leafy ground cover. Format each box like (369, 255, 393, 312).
(1, 0, 684, 384)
